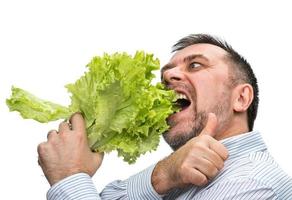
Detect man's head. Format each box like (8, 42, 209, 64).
(162, 34, 259, 150)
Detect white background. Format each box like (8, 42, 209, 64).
(1, 0, 292, 199)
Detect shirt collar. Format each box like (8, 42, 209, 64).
(220, 131, 267, 160)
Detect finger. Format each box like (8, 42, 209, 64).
(92, 152, 104, 170)
(93, 151, 104, 160)
(209, 140, 229, 160)
(200, 148, 225, 170)
(37, 142, 48, 156)
(37, 156, 43, 166)
(192, 157, 219, 180)
(200, 113, 218, 137)
(184, 167, 208, 186)
(69, 112, 86, 134)
(58, 121, 71, 133)
(47, 130, 58, 140)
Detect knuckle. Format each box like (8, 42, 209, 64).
(210, 167, 219, 178)
(178, 163, 187, 174)
(218, 145, 229, 159)
(58, 131, 67, 138)
(47, 130, 58, 140)
(60, 121, 67, 126)
(224, 151, 229, 160)
(37, 142, 47, 154)
(196, 142, 206, 150)
(49, 134, 57, 141)
(181, 174, 189, 184)
(178, 165, 189, 183)
(59, 131, 71, 140)
(205, 162, 219, 178)
(190, 142, 206, 152)
(197, 175, 208, 186)
(188, 141, 197, 148)
(189, 153, 200, 163)
(218, 160, 224, 169)
(48, 129, 57, 135)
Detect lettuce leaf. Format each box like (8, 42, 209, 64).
(6, 51, 177, 164)
(6, 86, 71, 122)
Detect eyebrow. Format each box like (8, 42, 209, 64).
(183, 54, 209, 63)
(161, 54, 209, 75)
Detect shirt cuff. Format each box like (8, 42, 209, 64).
(47, 173, 100, 200)
(127, 164, 163, 200)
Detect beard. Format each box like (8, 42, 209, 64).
(163, 91, 231, 151)
(163, 111, 207, 150)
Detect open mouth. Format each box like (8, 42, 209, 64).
(175, 93, 191, 111)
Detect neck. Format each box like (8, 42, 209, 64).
(215, 115, 249, 140)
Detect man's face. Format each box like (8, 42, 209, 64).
(162, 43, 233, 150)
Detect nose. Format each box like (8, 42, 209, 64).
(162, 67, 185, 86)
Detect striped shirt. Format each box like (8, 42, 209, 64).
(47, 131, 292, 199)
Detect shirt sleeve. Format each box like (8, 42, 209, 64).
(100, 164, 163, 200)
(194, 178, 277, 200)
(47, 173, 100, 200)
(47, 165, 163, 200)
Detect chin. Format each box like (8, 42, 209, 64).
(163, 112, 207, 150)
(163, 125, 196, 150)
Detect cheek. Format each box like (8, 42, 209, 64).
(198, 93, 217, 111)
(188, 71, 229, 110)
(194, 82, 227, 111)
(191, 80, 217, 110)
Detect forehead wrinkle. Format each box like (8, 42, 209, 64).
(183, 54, 210, 63)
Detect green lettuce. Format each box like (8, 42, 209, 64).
(6, 51, 177, 164)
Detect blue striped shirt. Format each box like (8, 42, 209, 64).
(47, 131, 292, 199)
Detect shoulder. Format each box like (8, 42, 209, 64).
(247, 151, 292, 199)
(196, 177, 278, 200)
(213, 150, 292, 199)
(209, 150, 292, 199)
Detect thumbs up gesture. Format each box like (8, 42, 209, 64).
(151, 113, 229, 194)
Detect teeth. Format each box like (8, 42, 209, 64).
(177, 93, 188, 100)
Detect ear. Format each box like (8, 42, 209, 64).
(233, 84, 254, 113)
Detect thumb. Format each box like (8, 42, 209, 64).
(89, 151, 104, 177)
(200, 113, 218, 137)
(93, 151, 104, 166)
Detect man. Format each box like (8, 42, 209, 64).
(38, 34, 292, 199)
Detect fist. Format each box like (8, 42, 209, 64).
(37, 113, 103, 186)
(152, 113, 229, 194)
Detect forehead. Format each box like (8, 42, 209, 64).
(170, 43, 229, 62)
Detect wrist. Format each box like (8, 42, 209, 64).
(151, 159, 175, 195)
(48, 168, 83, 186)
(47, 173, 98, 200)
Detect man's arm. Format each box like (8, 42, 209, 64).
(37, 113, 103, 200)
(46, 165, 162, 200)
(38, 113, 228, 199)
(38, 113, 162, 200)
(37, 113, 103, 186)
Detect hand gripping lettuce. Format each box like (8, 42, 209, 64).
(6, 51, 177, 164)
